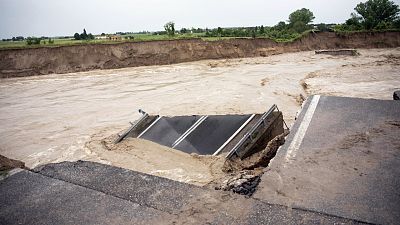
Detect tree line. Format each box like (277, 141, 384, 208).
(163, 0, 399, 40)
(1, 0, 398, 45)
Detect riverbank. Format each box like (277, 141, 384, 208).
(1, 31, 399, 78)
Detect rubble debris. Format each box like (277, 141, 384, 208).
(213, 130, 289, 196)
(394, 91, 400, 100)
(222, 130, 289, 173)
(315, 49, 359, 56)
(215, 170, 263, 197)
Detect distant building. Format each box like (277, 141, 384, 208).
(108, 35, 122, 41)
(95, 36, 107, 40)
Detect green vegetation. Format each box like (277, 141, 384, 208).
(164, 22, 175, 36)
(203, 8, 315, 42)
(336, 0, 399, 31)
(26, 37, 41, 45)
(0, 0, 398, 49)
(74, 29, 95, 40)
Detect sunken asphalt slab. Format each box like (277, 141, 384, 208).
(0, 161, 364, 224)
(254, 95, 400, 225)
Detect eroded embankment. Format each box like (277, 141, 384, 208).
(1, 31, 399, 78)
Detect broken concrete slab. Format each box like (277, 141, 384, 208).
(254, 95, 400, 225)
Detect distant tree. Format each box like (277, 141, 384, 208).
(394, 18, 400, 28)
(259, 25, 265, 34)
(74, 33, 81, 40)
(164, 22, 175, 36)
(80, 29, 88, 40)
(101, 33, 106, 36)
(88, 33, 94, 40)
(26, 37, 41, 45)
(345, 13, 363, 30)
(217, 27, 223, 37)
(316, 23, 329, 32)
(48, 38, 54, 44)
(288, 8, 315, 25)
(180, 28, 187, 34)
(288, 8, 315, 32)
(353, 0, 399, 29)
(275, 21, 287, 30)
(251, 29, 256, 38)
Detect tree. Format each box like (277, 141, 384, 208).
(217, 27, 223, 37)
(88, 33, 94, 40)
(74, 33, 81, 40)
(345, 13, 363, 30)
(353, 0, 399, 29)
(289, 8, 315, 25)
(288, 8, 315, 32)
(259, 25, 265, 34)
(26, 37, 41, 45)
(164, 22, 175, 36)
(316, 23, 329, 32)
(180, 28, 187, 34)
(275, 21, 287, 31)
(80, 29, 88, 40)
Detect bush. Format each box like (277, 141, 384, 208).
(26, 37, 41, 45)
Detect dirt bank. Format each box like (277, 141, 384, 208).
(0, 154, 26, 179)
(1, 31, 399, 78)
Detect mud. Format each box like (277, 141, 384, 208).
(0, 154, 26, 180)
(0, 154, 26, 171)
(85, 131, 225, 186)
(1, 31, 399, 78)
(223, 130, 289, 172)
(0, 48, 399, 185)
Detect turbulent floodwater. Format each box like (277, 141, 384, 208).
(0, 49, 399, 169)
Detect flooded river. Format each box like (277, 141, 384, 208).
(1, 48, 399, 171)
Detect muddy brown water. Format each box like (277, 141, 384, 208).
(0, 49, 399, 184)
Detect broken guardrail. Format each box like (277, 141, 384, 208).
(115, 105, 286, 158)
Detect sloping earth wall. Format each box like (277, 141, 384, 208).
(1, 31, 399, 78)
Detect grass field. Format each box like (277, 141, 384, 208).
(0, 32, 302, 50)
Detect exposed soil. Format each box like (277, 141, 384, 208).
(1, 31, 399, 78)
(222, 130, 289, 172)
(85, 131, 225, 186)
(0, 154, 26, 177)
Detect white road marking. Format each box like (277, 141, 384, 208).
(172, 116, 208, 148)
(285, 95, 320, 164)
(137, 116, 162, 138)
(213, 114, 255, 156)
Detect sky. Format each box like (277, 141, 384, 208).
(0, 0, 399, 39)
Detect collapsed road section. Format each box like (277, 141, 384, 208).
(253, 95, 400, 225)
(115, 105, 286, 158)
(1, 95, 399, 224)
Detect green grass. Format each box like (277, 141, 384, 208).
(0, 34, 208, 50)
(0, 32, 309, 50)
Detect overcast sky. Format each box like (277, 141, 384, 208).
(1, 0, 399, 39)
